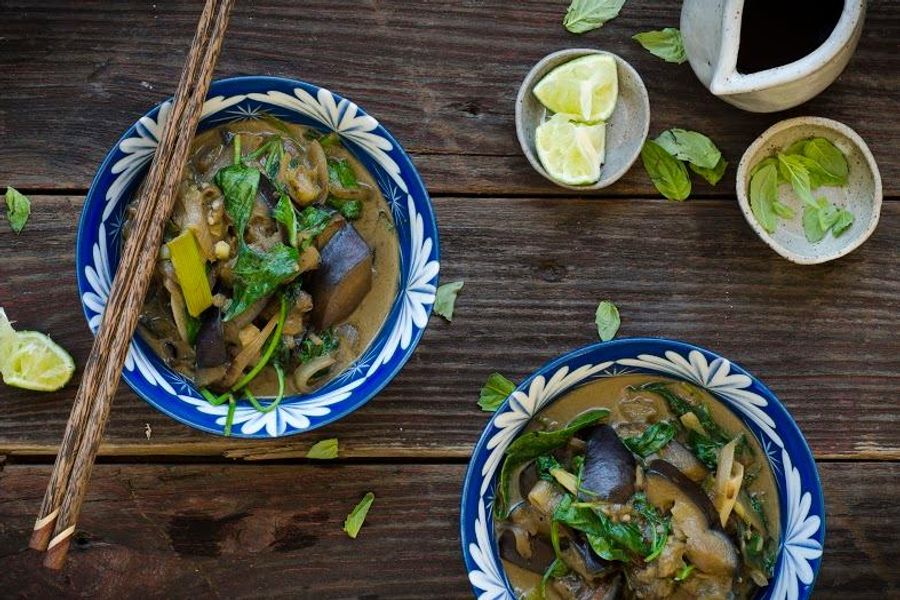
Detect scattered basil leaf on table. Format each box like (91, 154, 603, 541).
(5, 187, 31, 234)
(433, 281, 464, 322)
(749, 163, 779, 233)
(595, 300, 620, 341)
(654, 128, 722, 170)
(689, 157, 728, 186)
(225, 243, 300, 321)
(306, 438, 339, 460)
(632, 28, 687, 63)
(478, 372, 516, 413)
(640, 140, 691, 201)
(563, 0, 626, 33)
(343, 492, 375, 539)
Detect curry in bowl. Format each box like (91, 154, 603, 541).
(493, 375, 779, 599)
(128, 116, 398, 404)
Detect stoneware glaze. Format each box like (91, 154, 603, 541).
(460, 338, 825, 600)
(75, 76, 440, 438)
(736, 116, 882, 265)
(681, 0, 866, 113)
(516, 48, 650, 190)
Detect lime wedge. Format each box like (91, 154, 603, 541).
(0, 309, 15, 371)
(2, 329, 75, 392)
(533, 54, 619, 122)
(535, 113, 606, 185)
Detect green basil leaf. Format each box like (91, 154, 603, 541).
(749, 163, 779, 234)
(327, 157, 359, 189)
(832, 208, 854, 236)
(654, 129, 721, 170)
(803, 137, 849, 186)
(343, 492, 375, 538)
(750, 157, 780, 181)
(771, 200, 796, 219)
(273, 194, 298, 248)
(802, 203, 828, 243)
(782, 139, 809, 157)
(5, 187, 31, 234)
(433, 281, 464, 322)
(554, 495, 646, 561)
(817, 201, 840, 231)
(563, 0, 626, 33)
(777, 154, 815, 206)
(632, 492, 671, 562)
(478, 372, 515, 413)
(640, 140, 691, 201)
(224, 243, 300, 321)
(327, 196, 362, 220)
(214, 164, 260, 239)
(297, 205, 333, 249)
(306, 438, 339, 459)
(689, 157, 728, 186)
(622, 421, 676, 458)
(595, 300, 620, 342)
(632, 28, 687, 63)
(297, 328, 339, 364)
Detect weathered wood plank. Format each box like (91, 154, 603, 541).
(0, 462, 896, 598)
(0, 0, 897, 196)
(0, 196, 897, 459)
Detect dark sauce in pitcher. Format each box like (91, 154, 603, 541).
(736, 0, 845, 73)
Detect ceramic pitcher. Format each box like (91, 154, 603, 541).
(680, 0, 866, 113)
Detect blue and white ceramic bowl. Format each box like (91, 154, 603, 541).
(460, 338, 825, 600)
(75, 76, 440, 438)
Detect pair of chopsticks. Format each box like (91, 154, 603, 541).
(29, 0, 235, 570)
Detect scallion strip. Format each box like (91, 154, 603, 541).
(233, 134, 241, 165)
(243, 366, 286, 415)
(224, 394, 237, 436)
(200, 388, 231, 406)
(230, 295, 288, 392)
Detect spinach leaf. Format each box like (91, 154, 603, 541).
(536, 454, 565, 482)
(563, 0, 626, 33)
(803, 137, 848, 186)
(297, 205, 333, 249)
(554, 495, 646, 561)
(623, 421, 676, 458)
(690, 157, 728, 186)
(297, 328, 339, 363)
(224, 243, 300, 321)
(306, 438, 339, 459)
(327, 157, 359, 189)
(214, 164, 260, 240)
(686, 430, 722, 470)
(478, 372, 515, 413)
(343, 492, 375, 539)
(640, 140, 691, 201)
(327, 196, 362, 220)
(434, 281, 464, 322)
(595, 300, 620, 342)
(5, 187, 30, 234)
(632, 28, 686, 64)
(632, 492, 671, 562)
(273, 194, 299, 248)
(654, 129, 721, 170)
(776, 153, 815, 206)
(749, 162, 779, 234)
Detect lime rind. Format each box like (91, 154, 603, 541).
(0, 310, 75, 392)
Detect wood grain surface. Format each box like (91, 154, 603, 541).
(0, 0, 897, 196)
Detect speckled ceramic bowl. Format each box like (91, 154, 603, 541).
(516, 49, 650, 190)
(736, 117, 882, 264)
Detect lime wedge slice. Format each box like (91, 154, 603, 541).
(2, 330, 75, 392)
(0, 309, 16, 372)
(535, 114, 606, 185)
(533, 54, 619, 122)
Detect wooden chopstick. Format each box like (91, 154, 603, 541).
(32, 0, 234, 570)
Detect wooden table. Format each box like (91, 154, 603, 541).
(1, 2, 897, 598)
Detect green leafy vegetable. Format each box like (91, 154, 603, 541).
(832, 208, 854, 236)
(5, 187, 30, 234)
(478, 372, 516, 413)
(297, 328, 339, 364)
(343, 492, 375, 539)
(231, 296, 289, 392)
(563, 0, 626, 33)
(434, 281, 464, 322)
(749, 162, 779, 233)
(802, 197, 853, 243)
(777, 153, 815, 206)
(306, 438, 339, 459)
(623, 421, 676, 458)
(640, 140, 691, 201)
(225, 244, 299, 321)
(327, 157, 359, 189)
(273, 194, 299, 248)
(297, 205, 333, 249)
(214, 163, 260, 240)
(803, 137, 848, 186)
(771, 200, 796, 219)
(536, 454, 565, 482)
(686, 430, 722, 470)
(327, 196, 362, 220)
(319, 132, 341, 147)
(632, 28, 686, 63)
(540, 558, 569, 597)
(595, 300, 620, 342)
(245, 365, 287, 414)
(674, 563, 696, 581)
(496, 409, 609, 517)
(690, 157, 728, 186)
(554, 495, 646, 561)
(654, 129, 722, 170)
(633, 492, 671, 562)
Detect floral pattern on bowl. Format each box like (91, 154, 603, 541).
(75, 76, 440, 438)
(460, 338, 824, 600)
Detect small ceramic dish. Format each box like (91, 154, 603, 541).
(460, 338, 825, 600)
(736, 116, 882, 264)
(75, 76, 440, 438)
(516, 48, 650, 191)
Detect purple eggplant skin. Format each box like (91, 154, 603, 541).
(498, 529, 556, 575)
(309, 224, 373, 329)
(579, 425, 636, 503)
(195, 307, 228, 368)
(644, 459, 718, 525)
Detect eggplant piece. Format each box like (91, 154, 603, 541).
(195, 307, 227, 368)
(560, 534, 614, 582)
(309, 224, 373, 329)
(579, 425, 636, 503)
(498, 529, 556, 575)
(645, 460, 739, 576)
(653, 440, 709, 483)
(315, 213, 346, 249)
